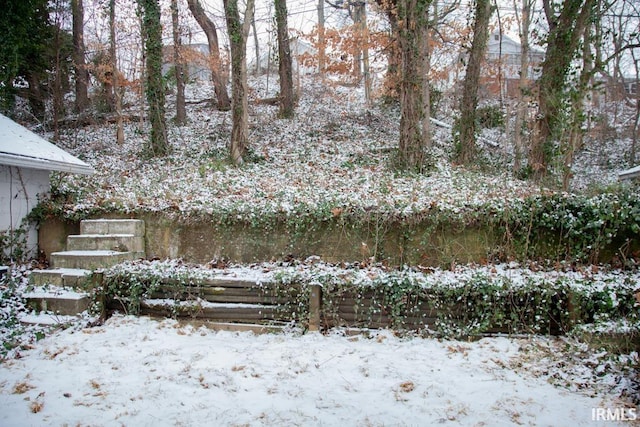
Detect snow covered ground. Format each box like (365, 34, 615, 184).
(0, 314, 637, 427)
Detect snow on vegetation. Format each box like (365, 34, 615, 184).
(1, 76, 638, 423)
(47, 77, 546, 223)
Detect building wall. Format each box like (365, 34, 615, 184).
(0, 165, 50, 259)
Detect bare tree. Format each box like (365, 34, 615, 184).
(72, 0, 90, 113)
(396, 0, 433, 171)
(457, 0, 493, 165)
(223, 0, 255, 164)
(512, 0, 534, 173)
(109, 0, 124, 144)
(317, 0, 326, 77)
(251, 14, 260, 75)
(187, 0, 231, 111)
(275, 0, 295, 118)
(531, 0, 596, 181)
(139, 0, 169, 156)
(171, 0, 187, 125)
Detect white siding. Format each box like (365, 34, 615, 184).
(0, 165, 50, 258)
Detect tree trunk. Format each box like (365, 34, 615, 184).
(72, 0, 90, 113)
(223, 0, 255, 165)
(396, 0, 432, 171)
(275, 0, 295, 118)
(171, 0, 187, 125)
(110, 0, 124, 145)
(531, 0, 595, 181)
(512, 0, 533, 174)
(140, 0, 169, 156)
(352, 2, 371, 106)
(186, 0, 231, 111)
(457, 0, 493, 165)
(317, 0, 326, 77)
(52, 1, 64, 140)
(251, 14, 260, 75)
(631, 57, 640, 166)
(382, 11, 401, 99)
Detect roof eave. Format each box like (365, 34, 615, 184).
(0, 153, 95, 175)
(618, 165, 640, 181)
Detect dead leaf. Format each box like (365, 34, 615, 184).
(399, 381, 415, 393)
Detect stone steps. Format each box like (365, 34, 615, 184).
(29, 268, 92, 288)
(50, 250, 139, 270)
(66, 234, 145, 254)
(24, 219, 146, 320)
(23, 288, 90, 315)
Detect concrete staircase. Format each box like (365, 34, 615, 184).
(24, 219, 145, 323)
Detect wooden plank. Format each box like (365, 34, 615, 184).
(140, 305, 280, 322)
(308, 285, 322, 332)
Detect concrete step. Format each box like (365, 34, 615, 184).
(19, 313, 81, 326)
(29, 268, 92, 289)
(24, 288, 90, 316)
(80, 219, 145, 237)
(50, 250, 138, 270)
(66, 234, 145, 253)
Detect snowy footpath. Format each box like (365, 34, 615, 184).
(0, 315, 635, 426)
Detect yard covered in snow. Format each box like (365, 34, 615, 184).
(0, 314, 638, 426)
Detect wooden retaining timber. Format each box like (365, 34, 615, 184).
(106, 277, 570, 335)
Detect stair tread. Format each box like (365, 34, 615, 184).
(70, 234, 136, 238)
(31, 268, 92, 275)
(19, 313, 81, 326)
(24, 288, 88, 300)
(52, 250, 133, 256)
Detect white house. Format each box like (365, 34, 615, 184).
(483, 32, 545, 98)
(0, 114, 94, 261)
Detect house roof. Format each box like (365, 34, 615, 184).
(618, 165, 640, 181)
(0, 114, 94, 175)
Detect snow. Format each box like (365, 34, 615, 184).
(22, 288, 87, 301)
(0, 314, 634, 426)
(47, 76, 548, 223)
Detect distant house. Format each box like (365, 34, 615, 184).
(481, 32, 545, 98)
(162, 43, 214, 82)
(249, 38, 318, 76)
(0, 114, 94, 260)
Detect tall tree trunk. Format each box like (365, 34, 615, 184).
(317, 0, 326, 77)
(223, 0, 255, 165)
(140, 0, 169, 156)
(457, 0, 493, 165)
(110, 0, 124, 145)
(171, 0, 187, 125)
(631, 57, 640, 166)
(531, 0, 595, 181)
(26, 71, 46, 122)
(512, 0, 533, 174)
(275, 0, 294, 118)
(186, 0, 231, 111)
(353, 1, 371, 105)
(72, 0, 90, 113)
(52, 0, 64, 140)
(382, 10, 401, 99)
(251, 14, 260, 75)
(397, 0, 432, 171)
